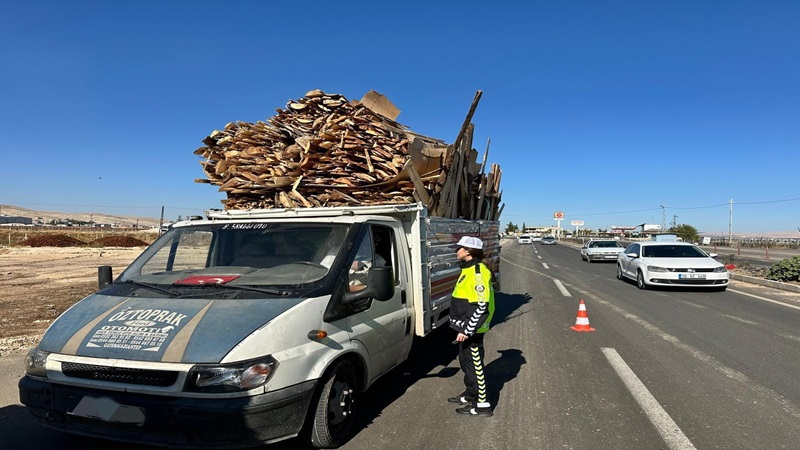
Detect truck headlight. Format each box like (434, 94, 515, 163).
(24, 347, 49, 377)
(186, 356, 278, 393)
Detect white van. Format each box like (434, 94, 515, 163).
(19, 203, 499, 448)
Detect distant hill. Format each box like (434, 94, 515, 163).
(0, 204, 161, 228)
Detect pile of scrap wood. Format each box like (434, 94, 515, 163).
(194, 89, 503, 221)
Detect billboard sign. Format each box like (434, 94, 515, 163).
(553, 212, 565, 219)
(570, 220, 584, 226)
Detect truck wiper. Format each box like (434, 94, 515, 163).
(190, 283, 291, 296)
(119, 280, 181, 297)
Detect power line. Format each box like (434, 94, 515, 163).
(737, 197, 800, 205)
(668, 203, 728, 210)
(504, 196, 800, 218)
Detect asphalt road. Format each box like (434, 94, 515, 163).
(2, 240, 800, 449)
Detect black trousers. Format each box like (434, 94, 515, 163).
(457, 332, 489, 405)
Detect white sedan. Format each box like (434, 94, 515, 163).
(580, 240, 625, 262)
(616, 241, 729, 291)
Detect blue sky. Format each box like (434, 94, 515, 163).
(2, 1, 798, 236)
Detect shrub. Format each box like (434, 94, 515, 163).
(765, 256, 800, 282)
(722, 255, 750, 271)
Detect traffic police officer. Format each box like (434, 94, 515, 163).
(448, 235, 495, 417)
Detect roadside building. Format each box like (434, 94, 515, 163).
(0, 215, 33, 226)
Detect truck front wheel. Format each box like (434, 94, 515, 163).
(309, 360, 358, 448)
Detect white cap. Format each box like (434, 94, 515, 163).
(455, 236, 484, 250)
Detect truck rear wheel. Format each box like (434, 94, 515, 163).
(309, 360, 358, 448)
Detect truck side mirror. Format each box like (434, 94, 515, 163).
(98, 266, 113, 289)
(342, 266, 394, 304)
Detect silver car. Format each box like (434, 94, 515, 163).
(616, 241, 729, 291)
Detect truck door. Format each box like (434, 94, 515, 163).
(346, 224, 410, 378)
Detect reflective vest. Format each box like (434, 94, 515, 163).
(451, 261, 495, 335)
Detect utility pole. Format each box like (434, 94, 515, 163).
(159, 206, 165, 236)
(672, 215, 678, 228)
(659, 205, 666, 231)
(728, 199, 733, 245)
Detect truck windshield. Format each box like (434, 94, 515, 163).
(118, 223, 349, 289)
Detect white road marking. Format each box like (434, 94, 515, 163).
(593, 297, 800, 419)
(720, 314, 759, 325)
(728, 288, 800, 311)
(542, 263, 549, 269)
(553, 279, 571, 297)
(778, 333, 800, 343)
(677, 300, 707, 309)
(602, 348, 696, 450)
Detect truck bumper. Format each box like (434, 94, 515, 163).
(19, 376, 316, 448)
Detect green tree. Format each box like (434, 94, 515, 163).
(669, 224, 699, 243)
(504, 222, 519, 234)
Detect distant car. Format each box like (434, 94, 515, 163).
(517, 235, 532, 244)
(531, 236, 542, 242)
(616, 241, 729, 291)
(541, 236, 557, 245)
(580, 240, 625, 262)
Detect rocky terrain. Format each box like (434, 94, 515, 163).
(0, 204, 160, 228)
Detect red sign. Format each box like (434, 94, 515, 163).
(174, 275, 240, 285)
(553, 211, 565, 219)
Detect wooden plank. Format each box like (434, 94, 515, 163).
(495, 201, 504, 221)
(454, 123, 478, 218)
(444, 90, 483, 170)
(474, 137, 490, 219)
(403, 159, 431, 206)
(444, 133, 467, 218)
(360, 90, 401, 120)
(446, 133, 466, 218)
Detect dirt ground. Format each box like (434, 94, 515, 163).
(0, 246, 144, 357)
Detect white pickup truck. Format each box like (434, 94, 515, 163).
(19, 203, 499, 449)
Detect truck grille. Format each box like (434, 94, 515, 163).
(61, 362, 178, 387)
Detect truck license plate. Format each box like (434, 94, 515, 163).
(69, 396, 145, 425)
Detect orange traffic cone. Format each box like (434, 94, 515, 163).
(570, 299, 596, 332)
